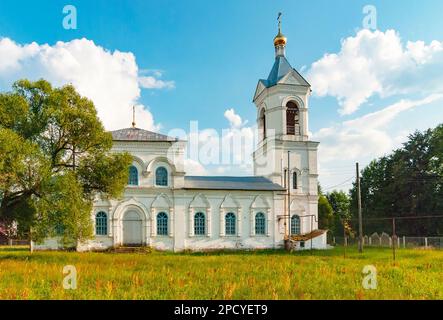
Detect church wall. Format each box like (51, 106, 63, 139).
(150, 237, 174, 251)
(112, 140, 186, 189)
(182, 190, 280, 251)
(32, 184, 322, 252)
(78, 189, 289, 252)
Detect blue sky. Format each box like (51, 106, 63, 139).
(0, 0, 442, 190)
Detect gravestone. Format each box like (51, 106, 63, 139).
(370, 232, 380, 246)
(380, 232, 391, 247)
(363, 235, 369, 246)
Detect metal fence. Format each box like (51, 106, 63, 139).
(0, 239, 30, 246)
(330, 235, 443, 249)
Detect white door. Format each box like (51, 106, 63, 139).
(123, 211, 143, 246)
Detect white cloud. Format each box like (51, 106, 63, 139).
(313, 94, 443, 163)
(344, 93, 443, 130)
(139, 76, 175, 89)
(184, 158, 208, 175)
(0, 37, 174, 131)
(0, 38, 39, 72)
(181, 109, 256, 176)
(224, 108, 245, 128)
(139, 69, 164, 78)
(133, 104, 160, 132)
(306, 29, 443, 115)
(315, 94, 443, 191)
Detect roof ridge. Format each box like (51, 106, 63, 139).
(110, 127, 178, 142)
(112, 127, 167, 135)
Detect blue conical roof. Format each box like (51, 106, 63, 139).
(266, 55, 294, 86)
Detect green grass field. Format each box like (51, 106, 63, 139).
(0, 246, 442, 300)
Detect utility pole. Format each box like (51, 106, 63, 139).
(356, 162, 363, 253)
(343, 220, 346, 259)
(282, 156, 287, 240)
(392, 218, 396, 262)
(283, 170, 287, 239)
(287, 151, 291, 239)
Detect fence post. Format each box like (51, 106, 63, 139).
(8, 238, 12, 246)
(403, 236, 406, 248)
(369, 237, 372, 246)
(333, 236, 336, 245)
(425, 237, 428, 249)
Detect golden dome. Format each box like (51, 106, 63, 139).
(274, 31, 287, 47)
(274, 12, 287, 47)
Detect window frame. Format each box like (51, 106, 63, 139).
(260, 108, 266, 140)
(286, 101, 299, 136)
(225, 212, 236, 236)
(155, 166, 168, 187)
(255, 212, 266, 235)
(156, 212, 169, 236)
(55, 224, 64, 236)
(291, 215, 301, 235)
(293, 171, 298, 189)
(194, 212, 206, 236)
(128, 165, 139, 186)
(95, 211, 108, 236)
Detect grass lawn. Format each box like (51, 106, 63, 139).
(0, 246, 442, 300)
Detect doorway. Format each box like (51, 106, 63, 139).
(122, 211, 143, 246)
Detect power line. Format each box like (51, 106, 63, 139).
(323, 176, 355, 191)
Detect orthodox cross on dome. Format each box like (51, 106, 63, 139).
(274, 12, 287, 54)
(132, 105, 136, 128)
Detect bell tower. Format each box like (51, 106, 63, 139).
(252, 14, 319, 201)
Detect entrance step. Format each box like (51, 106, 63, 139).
(113, 246, 151, 254)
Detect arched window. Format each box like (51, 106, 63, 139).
(157, 212, 168, 236)
(260, 108, 266, 140)
(128, 166, 138, 185)
(291, 215, 301, 235)
(194, 212, 206, 236)
(225, 212, 236, 235)
(293, 172, 298, 189)
(286, 101, 300, 135)
(155, 167, 168, 186)
(95, 212, 107, 236)
(255, 212, 266, 235)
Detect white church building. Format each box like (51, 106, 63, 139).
(36, 21, 327, 252)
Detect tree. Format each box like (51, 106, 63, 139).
(326, 190, 351, 235)
(349, 124, 443, 236)
(318, 185, 334, 231)
(0, 79, 132, 247)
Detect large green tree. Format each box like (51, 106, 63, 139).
(350, 124, 443, 236)
(0, 79, 132, 247)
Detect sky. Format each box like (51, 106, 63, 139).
(0, 0, 442, 191)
